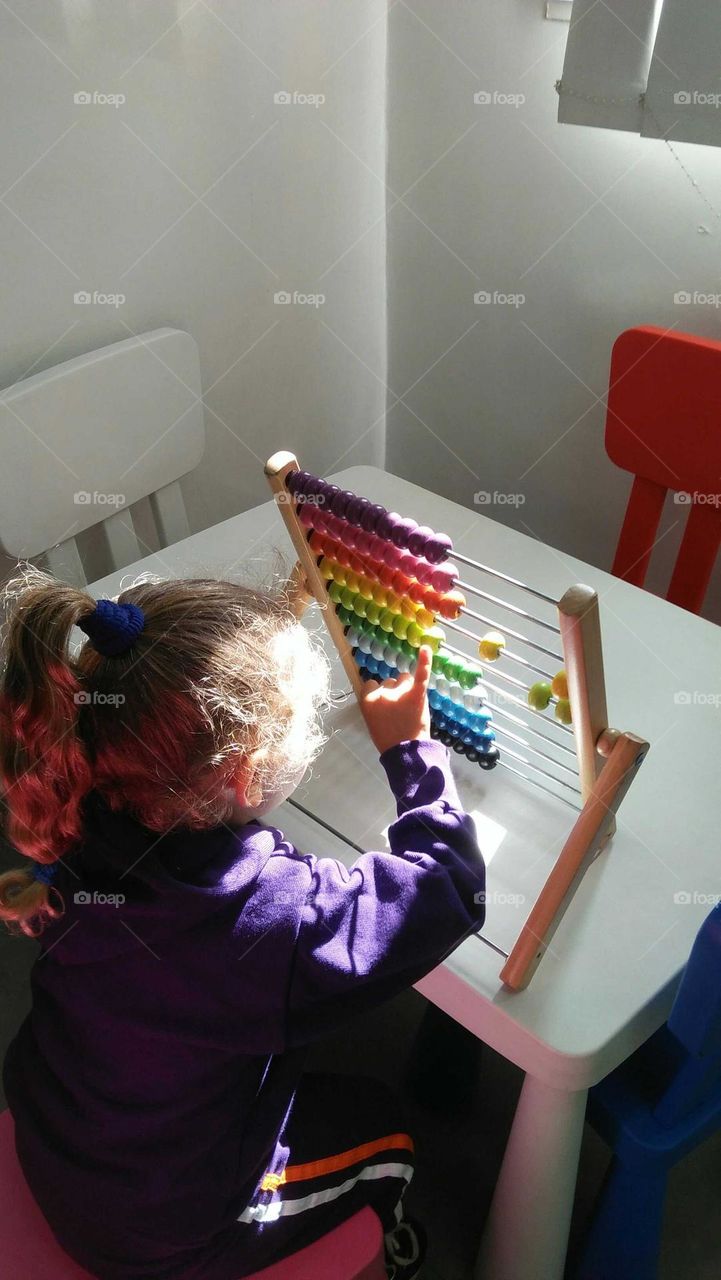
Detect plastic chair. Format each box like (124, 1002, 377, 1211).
(0, 1110, 386, 1280)
(573, 902, 721, 1280)
(606, 325, 721, 614)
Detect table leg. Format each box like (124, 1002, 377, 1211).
(475, 1074, 588, 1280)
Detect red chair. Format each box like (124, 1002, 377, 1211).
(0, 1110, 386, 1280)
(606, 325, 721, 614)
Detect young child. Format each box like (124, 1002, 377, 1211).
(0, 567, 486, 1280)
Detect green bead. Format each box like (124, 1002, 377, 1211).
(328, 581, 344, 603)
(379, 608, 396, 633)
(365, 601, 381, 626)
(432, 653, 446, 674)
(341, 587, 356, 610)
(353, 595, 368, 618)
(528, 681, 553, 711)
(337, 605, 353, 626)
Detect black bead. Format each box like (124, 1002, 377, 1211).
(479, 747, 500, 770)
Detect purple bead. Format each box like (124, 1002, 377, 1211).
(331, 489, 354, 518)
(322, 484, 340, 511)
(376, 510, 398, 541)
(345, 495, 366, 525)
(407, 524, 433, 556)
(285, 469, 302, 494)
(361, 503, 386, 533)
(290, 470, 314, 496)
(390, 515, 418, 548)
(424, 531, 453, 564)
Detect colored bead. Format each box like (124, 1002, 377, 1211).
(432, 653, 446, 674)
(551, 670, 568, 700)
(407, 525, 432, 556)
(396, 651, 411, 673)
(370, 639, 386, 660)
(424, 532, 453, 564)
(379, 608, 396, 633)
(478, 746, 500, 770)
(479, 631, 506, 662)
(353, 596, 368, 619)
(391, 516, 418, 548)
(423, 627, 444, 653)
(340, 587, 356, 610)
(555, 698, 572, 725)
(319, 557, 334, 580)
(365, 601, 381, 626)
(464, 745, 480, 763)
(439, 590, 465, 621)
(528, 681, 553, 711)
(344, 495, 365, 525)
(378, 563, 396, 588)
(357, 633, 372, 654)
(372, 584, 387, 606)
(345, 570, 359, 593)
(428, 563, 457, 592)
(406, 621, 423, 647)
(392, 614, 409, 639)
(328, 581, 344, 603)
(289, 469, 312, 495)
(385, 592, 401, 613)
(360, 502, 385, 532)
(392, 571, 413, 597)
(298, 502, 315, 528)
(336, 606, 353, 626)
(382, 542, 404, 570)
(400, 598, 417, 621)
(415, 607, 434, 630)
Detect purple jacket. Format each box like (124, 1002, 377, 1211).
(3, 739, 485, 1279)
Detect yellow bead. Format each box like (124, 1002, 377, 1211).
(555, 698, 572, 725)
(415, 607, 434, 629)
(385, 592, 400, 613)
(358, 576, 374, 600)
(346, 571, 360, 593)
(551, 670, 568, 700)
(479, 630, 506, 662)
(319, 557, 334, 579)
(401, 598, 417, 620)
(372, 584, 387, 607)
(423, 626, 444, 654)
(406, 621, 423, 647)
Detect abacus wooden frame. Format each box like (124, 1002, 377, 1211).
(265, 450, 648, 991)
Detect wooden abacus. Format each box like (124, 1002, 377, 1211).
(266, 451, 649, 990)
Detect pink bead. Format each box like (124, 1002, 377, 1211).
(382, 542, 405, 569)
(298, 503, 315, 528)
(429, 563, 458, 592)
(354, 529, 374, 557)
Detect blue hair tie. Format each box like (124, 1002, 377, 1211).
(33, 862, 58, 885)
(78, 599, 145, 658)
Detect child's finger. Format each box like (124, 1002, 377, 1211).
(361, 679, 381, 697)
(413, 645, 433, 695)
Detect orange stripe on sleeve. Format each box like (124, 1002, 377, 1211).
(274, 1131, 415, 1187)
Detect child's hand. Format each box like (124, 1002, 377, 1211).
(360, 645, 433, 756)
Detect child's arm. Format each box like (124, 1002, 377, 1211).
(285, 649, 486, 1045)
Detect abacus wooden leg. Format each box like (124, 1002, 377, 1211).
(475, 1075, 588, 1280)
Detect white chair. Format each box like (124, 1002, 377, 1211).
(0, 328, 205, 584)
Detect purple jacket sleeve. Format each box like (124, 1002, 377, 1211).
(285, 739, 485, 1045)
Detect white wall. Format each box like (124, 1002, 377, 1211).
(386, 0, 721, 622)
(0, 0, 387, 576)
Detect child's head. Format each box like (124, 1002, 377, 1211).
(0, 565, 330, 933)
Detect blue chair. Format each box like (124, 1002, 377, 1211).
(574, 902, 721, 1280)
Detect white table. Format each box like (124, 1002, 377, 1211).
(88, 465, 721, 1280)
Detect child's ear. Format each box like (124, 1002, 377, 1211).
(233, 751, 265, 809)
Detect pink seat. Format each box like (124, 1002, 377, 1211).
(0, 1110, 386, 1280)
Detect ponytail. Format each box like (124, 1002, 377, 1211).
(0, 567, 95, 933)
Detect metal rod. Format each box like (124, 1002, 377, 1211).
(496, 758, 582, 812)
(473, 931, 510, 959)
(492, 722, 579, 776)
(498, 743, 582, 794)
(449, 610, 564, 665)
(453, 549, 559, 606)
(491, 702, 579, 758)
(446, 629, 555, 681)
(458, 579, 561, 636)
(478, 675, 575, 736)
(287, 798, 367, 856)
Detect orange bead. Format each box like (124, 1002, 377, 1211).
(439, 590, 465, 620)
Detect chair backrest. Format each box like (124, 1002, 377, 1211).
(0, 328, 204, 584)
(652, 902, 721, 1126)
(606, 325, 721, 614)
